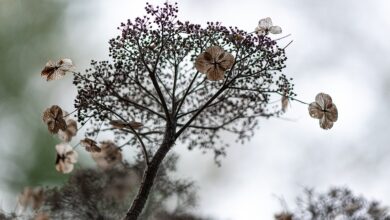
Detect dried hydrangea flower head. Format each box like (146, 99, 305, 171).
(91, 141, 123, 170)
(41, 58, 73, 81)
(58, 119, 78, 142)
(255, 17, 282, 35)
(80, 138, 101, 152)
(55, 143, 78, 174)
(18, 187, 44, 210)
(308, 93, 338, 129)
(195, 46, 235, 81)
(109, 120, 143, 130)
(42, 105, 67, 134)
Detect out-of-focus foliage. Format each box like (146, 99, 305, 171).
(275, 187, 390, 220)
(0, 0, 69, 191)
(3, 154, 209, 220)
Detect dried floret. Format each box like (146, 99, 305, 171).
(42, 105, 67, 134)
(110, 120, 143, 130)
(91, 141, 123, 170)
(41, 58, 73, 81)
(55, 143, 78, 174)
(195, 46, 234, 81)
(255, 17, 282, 35)
(308, 93, 338, 129)
(80, 138, 101, 153)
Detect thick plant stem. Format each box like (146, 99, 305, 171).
(123, 127, 175, 220)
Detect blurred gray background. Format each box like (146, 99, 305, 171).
(1, 0, 389, 219)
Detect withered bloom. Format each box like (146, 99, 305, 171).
(91, 141, 123, 170)
(195, 46, 235, 81)
(308, 93, 338, 129)
(55, 143, 78, 174)
(274, 213, 294, 220)
(110, 120, 143, 130)
(18, 187, 44, 210)
(80, 138, 101, 153)
(42, 105, 67, 134)
(41, 58, 73, 81)
(58, 119, 78, 142)
(255, 17, 282, 35)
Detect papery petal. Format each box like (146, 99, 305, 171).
(326, 104, 338, 122)
(66, 119, 78, 136)
(205, 46, 225, 58)
(218, 52, 235, 71)
(129, 121, 143, 129)
(269, 26, 282, 34)
(58, 58, 73, 71)
(195, 53, 213, 74)
(206, 66, 225, 81)
(308, 102, 324, 119)
(281, 96, 289, 112)
(56, 160, 74, 174)
(55, 143, 72, 155)
(258, 17, 273, 28)
(320, 115, 334, 130)
(315, 93, 332, 110)
(66, 150, 78, 163)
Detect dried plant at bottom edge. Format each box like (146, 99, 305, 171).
(41, 58, 73, 81)
(42, 105, 67, 134)
(308, 93, 338, 129)
(18, 187, 44, 210)
(195, 46, 235, 81)
(55, 143, 78, 174)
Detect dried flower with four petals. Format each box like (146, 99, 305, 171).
(41, 58, 73, 81)
(195, 46, 235, 81)
(42, 105, 67, 134)
(58, 119, 78, 142)
(18, 187, 44, 210)
(308, 93, 338, 129)
(255, 17, 282, 35)
(55, 143, 78, 174)
(109, 120, 143, 130)
(91, 141, 123, 170)
(80, 138, 101, 152)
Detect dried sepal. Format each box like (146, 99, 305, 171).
(91, 141, 123, 170)
(58, 119, 78, 142)
(308, 93, 338, 129)
(42, 105, 67, 134)
(80, 138, 101, 152)
(110, 120, 144, 130)
(255, 17, 282, 35)
(18, 187, 44, 210)
(195, 46, 235, 81)
(41, 58, 73, 81)
(55, 143, 78, 174)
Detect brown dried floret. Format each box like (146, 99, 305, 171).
(195, 46, 234, 81)
(42, 105, 67, 134)
(110, 120, 144, 130)
(274, 212, 294, 220)
(55, 143, 78, 174)
(41, 58, 73, 81)
(308, 93, 338, 129)
(18, 187, 45, 210)
(281, 95, 289, 112)
(80, 138, 101, 153)
(58, 119, 78, 142)
(91, 141, 123, 170)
